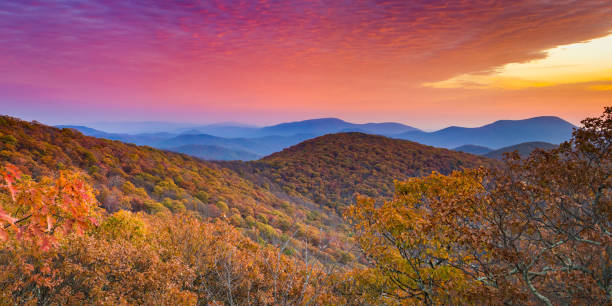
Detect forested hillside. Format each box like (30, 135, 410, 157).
(224, 133, 494, 212)
(1, 109, 608, 305)
(0, 116, 353, 264)
(346, 108, 611, 304)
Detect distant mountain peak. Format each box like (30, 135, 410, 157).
(453, 144, 492, 155)
(485, 115, 575, 127)
(485, 141, 558, 159)
(397, 115, 575, 149)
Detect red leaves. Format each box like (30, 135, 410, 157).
(0, 208, 17, 225)
(1, 162, 99, 251)
(1, 163, 20, 202)
(0, 227, 7, 241)
(0, 165, 21, 241)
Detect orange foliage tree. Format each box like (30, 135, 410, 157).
(346, 170, 487, 305)
(0, 163, 99, 303)
(347, 107, 612, 305)
(0, 164, 99, 248)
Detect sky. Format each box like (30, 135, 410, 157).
(0, 0, 611, 129)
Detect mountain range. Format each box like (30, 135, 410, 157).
(396, 116, 574, 149)
(58, 116, 575, 161)
(453, 141, 558, 159)
(484, 141, 558, 159)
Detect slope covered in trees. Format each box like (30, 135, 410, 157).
(347, 108, 611, 304)
(0, 116, 353, 264)
(0, 169, 345, 304)
(1, 108, 609, 305)
(224, 133, 494, 212)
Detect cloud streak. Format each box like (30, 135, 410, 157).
(0, 0, 611, 127)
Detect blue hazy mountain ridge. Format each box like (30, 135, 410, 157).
(181, 118, 420, 138)
(169, 144, 262, 161)
(453, 144, 493, 155)
(257, 118, 420, 137)
(56, 125, 110, 137)
(56, 125, 311, 159)
(86, 121, 201, 134)
(396, 116, 575, 149)
(59, 116, 575, 161)
(176, 125, 261, 138)
(484, 141, 558, 159)
(56, 125, 176, 146)
(158, 133, 314, 156)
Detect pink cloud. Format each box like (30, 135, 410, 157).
(0, 0, 610, 126)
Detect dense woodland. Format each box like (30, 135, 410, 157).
(223, 133, 493, 212)
(0, 116, 356, 265)
(0, 108, 610, 305)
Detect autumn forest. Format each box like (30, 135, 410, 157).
(0, 107, 609, 305)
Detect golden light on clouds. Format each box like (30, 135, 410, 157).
(427, 33, 612, 90)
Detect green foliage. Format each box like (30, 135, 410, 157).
(100, 210, 146, 242)
(143, 200, 168, 214)
(230, 214, 244, 227)
(282, 245, 296, 256)
(0, 134, 17, 145)
(245, 215, 256, 227)
(256, 221, 279, 241)
(337, 251, 355, 265)
(162, 198, 186, 213)
(215, 200, 229, 213)
(194, 190, 209, 203)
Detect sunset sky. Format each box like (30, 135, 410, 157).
(1, 0, 611, 129)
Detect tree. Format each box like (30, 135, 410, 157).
(475, 107, 611, 304)
(0, 163, 100, 303)
(347, 107, 612, 304)
(0, 163, 99, 250)
(346, 170, 486, 305)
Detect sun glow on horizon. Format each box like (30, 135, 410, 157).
(427, 33, 612, 90)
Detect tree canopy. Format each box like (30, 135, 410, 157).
(347, 107, 611, 304)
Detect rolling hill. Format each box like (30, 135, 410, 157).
(169, 144, 261, 161)
(60, 116, 575, 161)
(56, 125, 177, 146)
(396, 116, 575, 149)
(2, 116, 352, 264)
(484, 141, 558, 159)
(57, 125, 313, 159)
(223, 133, 494, 212)
(258, 118, 419, 137)
(158, 133, 314, 156)
(453, 144, 493, 155)
(182, 118, 419, 138)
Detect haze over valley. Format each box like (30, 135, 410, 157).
(57, 115, 575, 161)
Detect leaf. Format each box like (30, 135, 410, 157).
(46, 215, 53, 232)
(2, 163, 21, 201)
(0, 208, 17, 225)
